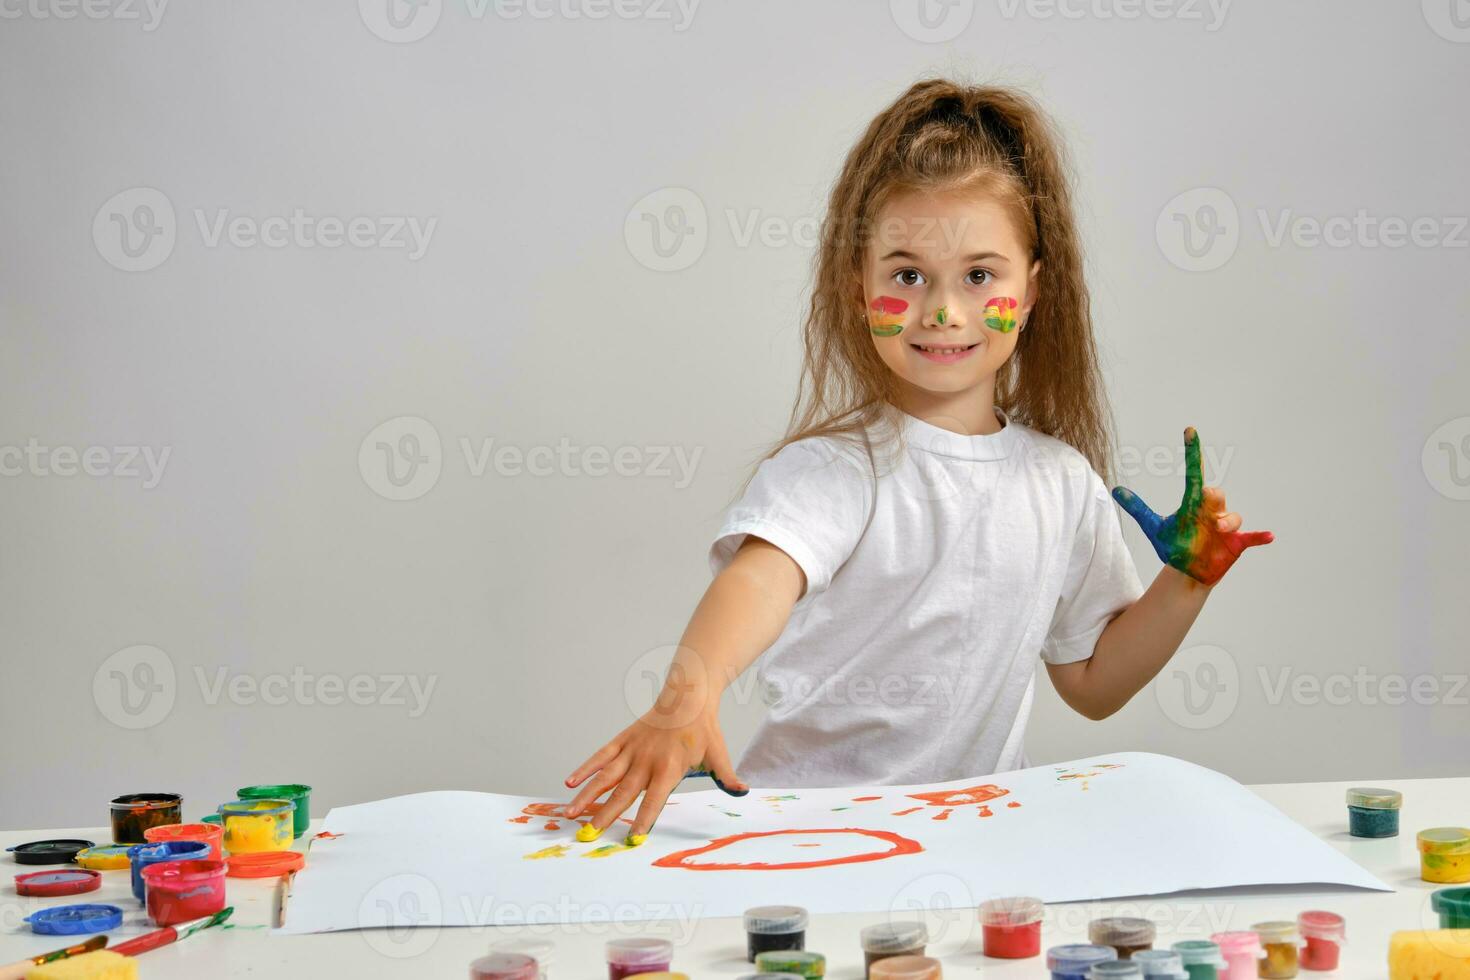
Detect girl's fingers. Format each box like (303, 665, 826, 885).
(702, 731, 748, 795)
(565, 740, 622, 789)
(565, 755, 630, 819)
(1202, 486, 1227, 517)
(1216, 511, 1242, 533)
(626, 763, 684, 840)
(584, 766, 649, 835)
(1233, 529, 1276, 552)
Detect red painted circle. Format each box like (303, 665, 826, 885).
(652, 828, 923, 872)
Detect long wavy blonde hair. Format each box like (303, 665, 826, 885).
(761, 77, 1113, 481)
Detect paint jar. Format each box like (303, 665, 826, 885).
(754, 950, 825, 978)
(979, 896, 1043, 958)
(860, 921, 928, 975)
(1295, 911, 1345, 970)
(1251, 922, 1300, 978)
(623, 975, 690, 980)
(1047, 943, 1118, 979)
(1344, 787, 1400, 838)
(490, 938, 554, 979)
(1088, 963, 1143, 979)
(109, 793, 183, 844)
(1210, 932, 1263, 980)
(219, 799, 296, 854)
(140, 858, 226, 926)
(1171, 940, 1228, 980)
(744, 905, 809, 961)
(1432, 888, 1470, 929)
(145, 821, 224, 861)
(1418, 828, 1470, 883)
(470, 953, 539, 980)
(734, 975, 804, 980)
(606, 938, 673, 980)
(1131, 950, 1189, 979)
(127, 840, 210, 903)
(237, 784, 312, 838)
(1089, 917, 1156, 959)
(868, 955, 941, 980)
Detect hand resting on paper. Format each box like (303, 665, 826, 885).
(563, 536, 805, 843)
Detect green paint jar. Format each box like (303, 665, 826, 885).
(1171, 940, 1226, 980)
(237, 784, 312, 838)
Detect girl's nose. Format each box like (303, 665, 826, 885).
(923, 298, 965, 329)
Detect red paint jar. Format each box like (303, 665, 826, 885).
(1297, 910, 1345, 971)
(145, 822, 224, 861)
(140, 859, 226, 926)
(979, 896, 1043, 958)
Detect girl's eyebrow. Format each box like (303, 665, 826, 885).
(879, 248, 1012, 264)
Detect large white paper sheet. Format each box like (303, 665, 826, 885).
(280, 752, 1388, 934)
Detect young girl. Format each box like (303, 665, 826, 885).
(565, 78, 1272, 844)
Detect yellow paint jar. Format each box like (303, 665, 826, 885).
(219, 799, 296, 855)
(1419, 828, 1470, 884)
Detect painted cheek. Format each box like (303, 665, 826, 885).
(868, 295, 908, 337)
(982, 296, 1019, 333)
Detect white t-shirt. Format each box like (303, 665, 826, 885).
(708, 408, 1143, 788)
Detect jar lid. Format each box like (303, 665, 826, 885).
(1088, 963, 1143, 978)
(141, 859, 226, 884)
(1252, 921, 1299, 944)
(74, 845, 133, 870)
(978, 895, 1044, 927)
(1297, 910, 1346, 941)
(226, 850, 306, 878)
(1211, 931, 1263, 956)
(23, 904, 123, 935)
(1132, 949, 1188, 978)
(860, 920, 929, 951)
(753, 950, 825, 974)
(605, 937, 673, 966)
(1171, 940, 1227, 967)
(1432, 888, 1470, 918)
(1419, 828, 1470, 855)
(468, 953, 539, 980)
(110, 793, 181, 810)
(1346, 787, 1402, 809)
(14, 870, 102, 897)
(1046, 944, 1118, 971)
(490, 937, 556, 965)
(238, 783, 312, 798)
(5, 839, 95, 865)
(867, 954, 941, 980)
(219, 799, 297, 817)
(145, 823, 220, 842)
(129, 840, 209, 863)
(1089, 916, 1157, 945)
(744, 905, 809, 934)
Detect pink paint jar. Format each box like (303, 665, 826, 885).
(140, 858, 226, 926)
(144, 822, 224, 861)
(469, 953, 538, 980)
(606, 938, 673, 980)
(980, 896, 1043, 959)
(1210, 931, 1263, 980)
(1296, 911, 1344, 971)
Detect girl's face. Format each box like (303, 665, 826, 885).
(861, 189, 1039, 400)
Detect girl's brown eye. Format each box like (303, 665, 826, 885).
(967, 269, 992, 287)
(893, 268, 925, 287)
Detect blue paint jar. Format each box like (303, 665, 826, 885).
(127, 840, 209, 903)
(1048, 943, 1117, 979)
(1346, 786, 1401, 837)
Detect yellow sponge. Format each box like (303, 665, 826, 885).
(1389, 930, 1470, 980)
(26, 950, 137, 980)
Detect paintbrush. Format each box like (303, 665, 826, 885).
(110, 907, 234, 957)
(0, 935, 107, 980)
(277, 870, 297, 928)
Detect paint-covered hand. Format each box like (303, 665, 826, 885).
(1111, 427, 1274, 586)
(563, 711, 748, 846)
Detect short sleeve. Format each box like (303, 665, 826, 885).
(709, 438, 872, 599)
(1040, 469, 1145, 665)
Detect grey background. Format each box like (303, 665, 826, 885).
(2, 1, 1467, 829)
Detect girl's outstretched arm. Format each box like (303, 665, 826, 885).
(1047, 426, 1273, 720)
(563, 536, 804, 841)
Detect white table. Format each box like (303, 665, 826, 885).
(2, 776, 1463, 978)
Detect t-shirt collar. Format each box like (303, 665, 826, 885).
(899, 407, 1020, 461)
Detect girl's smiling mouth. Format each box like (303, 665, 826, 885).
(911, 341, 980, 363)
